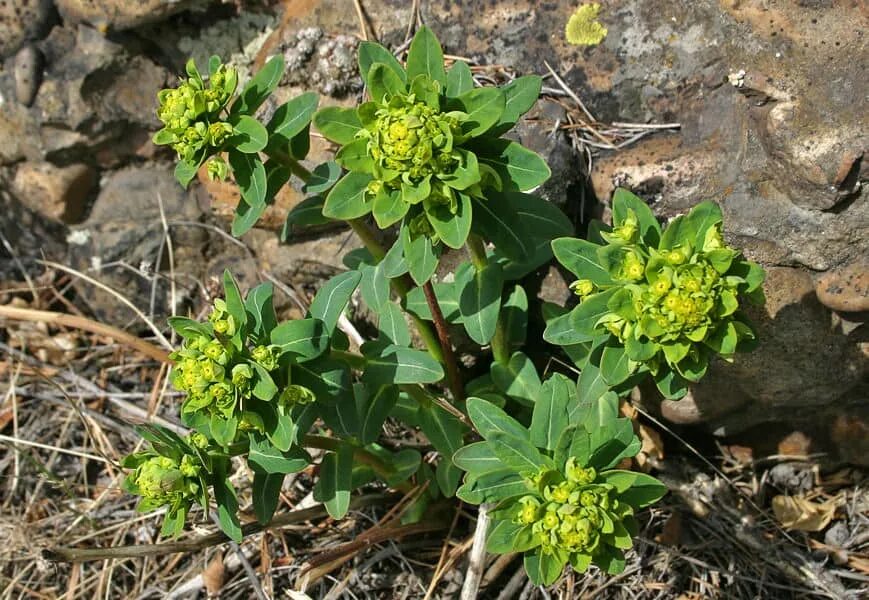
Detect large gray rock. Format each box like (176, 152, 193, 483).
(0, 0, 54, 60)
(55, 0, 206, 31)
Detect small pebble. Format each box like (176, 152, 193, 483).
(14, 44, 43, 107)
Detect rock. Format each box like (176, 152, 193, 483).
(0, 102, 41, 165)
(815, 261, 869, 313)
(12, 161, 96, 224)
(0, 0, 54, 60)
(272, 27, 361, 97)
(14, 44, 43, 106)
(0, 188, 66, 281)
(55, 0, 205, 31)
(67, 165, 207, 327)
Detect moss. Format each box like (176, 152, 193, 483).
(565, 3, 608, 47)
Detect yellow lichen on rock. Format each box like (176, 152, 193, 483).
(565, 3, 608, 46)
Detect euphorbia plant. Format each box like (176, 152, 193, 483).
(116, 25, 764, 587)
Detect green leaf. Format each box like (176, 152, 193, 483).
(616, 472, 668, 508)
(222, 270, 247, 332)
(577, 361, 610, 407)
(501, 284, 528, 351)
(488, 432, 550, 475)
(364, 345, 444, 385)
(232, 115, 268, 153)
(251, 469, 284, 525)
(495, 75, 542, 130)
(368, 62, 406, 103)
(452, 441, 500, 473)
(600, 343, 634, 385)
(160, 506, 186, 537)
(570, 288, 618, 340)
(543, 305, 590, 346)
(248, 434, 310, 474)
(231, 54, 283, 116)
(323, 172, 373, 219)
(174, 158, 199, 188)
(466, 396, 529, 441)
(653, 367, 689, 400)
(456, 469, 527, 504)
(406, 26, 446, 86)
(378, 302, 411, 346)
(168, 316, 213, 340)
(313, 446, 353, 519)
(336, 137, 374, 172)
(611, 188, 661, 246)
(309, 270, 363, 334)
(382, 238, 408, 278)
(269, 317, 329, 360)
(294, 358, 352, 402)
(426, 191, 473, 249)
(445, 60, 474, 97)
(357, 385, 399, 445)
(530, 374, 573, 451)
(681, 200, 723, 250)
(313, 106, 363, 145)
(451, 87, 505, 137)
(228, 150, 268, 212)
(267, 92, 319, 148)
(213, 465, 242, 542)
(459, 262, 503, 345)
(477, 139, 550, 191)
(359, 262, 390, 311)
(490, 351, 541, 406)
(418, 403, 464, 458)
(244, 283, 278, 338)
(524, 550, 565, 586)
(281, 195, 331, 241)
(403, 227, 438, 285)
(551, 237, 613, 285)
(472, 197, 533, 261)
(304, 161, 342, 194)
(358, 41, 406, 87)
(250, 361, 278, 400)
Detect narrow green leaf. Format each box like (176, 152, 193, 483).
(477, 139, 550, 191)
(445, 60, 474, 97)
(248, 434, 310, 474)
(496, 75, 542, 128)
(323, 172, 373, 219)
(616, 472, 668, 508)
(364, 345, 444, 385)
(466, 396, 529, 441)
(378, 302, 411, 346)
(501, 284, 528, 350)
(314, 446, 353, 519)
(418, 403, 464, 457)
(406, 25, 446, 85)
(303, 161, 342, 194)
(425, 191, 472, 249)
(281, 195, 331, 241)
(403, 227, 438, 285)
(313, 106, 363, 145)
(309, 270, 363, 334)
(551, 237, 612, 285)
(357, 385, 399, 445)
(459, 262, 503, 345)
(456, 469, 527, 504)
(488, 432, 549, 475)
(232, 115, 268, 153)
(231, 54, 283, 115)
(267, 91, 319, 146)
(213, 466, 242, 542)
(452, 441, 501, 473)
(530, 374, 573, 450)
(244, 283, 277, 338)
(251, 469, 284, 525)
(490, 351, 541, 406)
(570, 288, 618, 340)
(524, 550, 565, 586)
(228, 150, 267, 211)
(269, 317, 329, 360)
(358, 41, 406, 87)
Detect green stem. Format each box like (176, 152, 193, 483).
(302, 434, 412, 493)
(330, 348, 366, 370)
(466, 234, 510, 365)
(266, 149, 312, 180)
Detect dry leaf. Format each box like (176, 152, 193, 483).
(772, 495, 838, 531)
(202, 552, 225, 597)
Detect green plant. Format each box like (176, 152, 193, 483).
(455, 379, 665, 584)
(545, 189, 765, 400)
(118, 26, 765, 587)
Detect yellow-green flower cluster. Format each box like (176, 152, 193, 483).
(600, 219, 740, 348)
(123, 434, 207, 513)
(154, 61, 237, 163)
(169, 300, 280, 422)
(515, 460, 630, 558)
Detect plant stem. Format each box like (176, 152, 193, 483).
(329, 348, 366, 370)
(42, 493, 397, 562)
(422, 281, 465, 402)
(266, 149, 312, 180)
(401, 384, 472, 428)
(302, 434, 402, 483)
(466, 234, 511, 365)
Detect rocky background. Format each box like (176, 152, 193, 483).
(0, 0, 866, 465)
